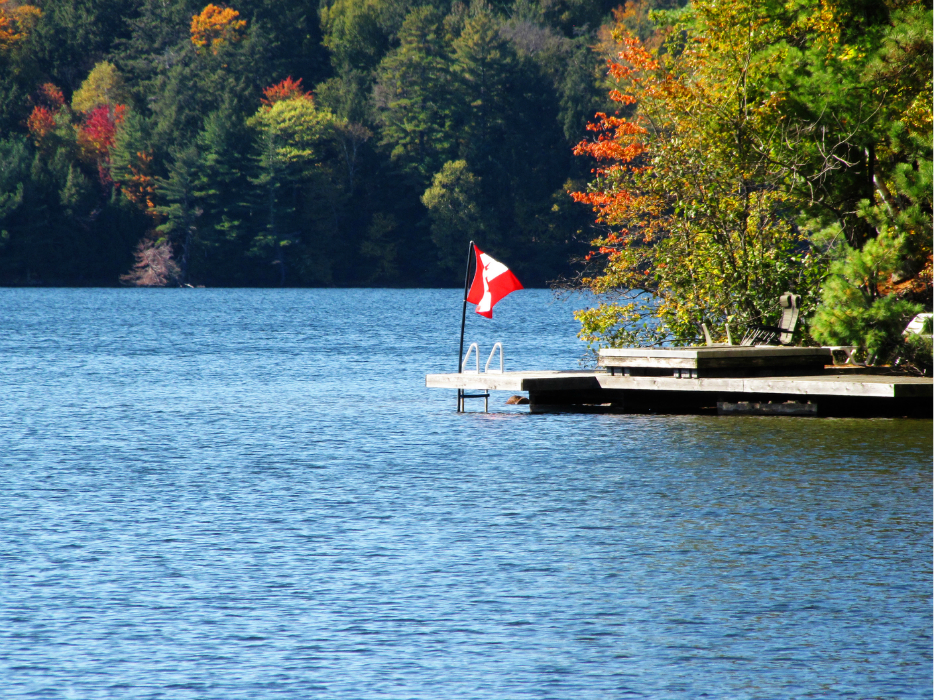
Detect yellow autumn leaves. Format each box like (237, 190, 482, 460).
(190, 4, 246, 55)
(0, 0, 40, 52)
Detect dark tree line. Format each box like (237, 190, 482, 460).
(0, 0, 677, 286)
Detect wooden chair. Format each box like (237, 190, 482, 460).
(741, 293, 801, 346)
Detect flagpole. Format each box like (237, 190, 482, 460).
(458, 240, 474, 373)
(457, 241, 474, 411)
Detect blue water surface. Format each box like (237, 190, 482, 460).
(0, 288, 930, 700)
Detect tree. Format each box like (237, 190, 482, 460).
(76, 104, 126, 184)
(0, 0, 40, 51)
(180, 97, 262, 285)
(320, 0, 409, 74)
(26, 83, 69, 146)
(570, 3, 824, 349)
(120, 238, 180, 286)
(421, 159, 486, 271)
(374, 6, 456, 185)
(761, 0, 932, 359)
(0, 135, 30, 253)
(25, 0, 135, 92)
(154, 145, 203, 285)
(261, 75, 312, 105)
(110, 107, 157, 213)
(451, 6, 517, 170)
(570, 0, 931, 356)
(0, 0, 611, 287)
(247, 88, 341, 284)
(190, 4, 247, 54)
(810, 230, 922, 363)
(71, 61, 128, 113)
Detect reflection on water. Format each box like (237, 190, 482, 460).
(0, 289, 930, 699)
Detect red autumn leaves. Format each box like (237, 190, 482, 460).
(27, 82, 125, 184)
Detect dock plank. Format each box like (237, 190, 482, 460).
(425, 371, 597, 392)
(428, 370, 933, 399)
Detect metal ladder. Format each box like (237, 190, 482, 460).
(457, 343, 504, 412)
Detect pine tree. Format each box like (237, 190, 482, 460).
(374, 6, 457, 185)
(811, 230, 923, 363)
(451, 7, 517, 169)
(193, 99, 251, 284)
(154, 145, 202, 285)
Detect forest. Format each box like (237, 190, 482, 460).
(0, 0, 931, 363)
(0, 0, 653, 287)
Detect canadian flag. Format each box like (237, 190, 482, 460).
(466, 245, 523, 318)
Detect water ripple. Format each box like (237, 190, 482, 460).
(0, 289, 930, 699)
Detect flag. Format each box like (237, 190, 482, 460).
(465, 245, 523, 318)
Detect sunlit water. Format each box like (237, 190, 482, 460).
(0, 289, 930, 699)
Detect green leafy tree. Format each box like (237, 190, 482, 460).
(763, 1, 933, 356)
(570, 2, 825, 349)
(248, 92, 341, 285)
(570, 0, 931, 352)
(321, 0, 406, 74)
(421, 159, 486, 271)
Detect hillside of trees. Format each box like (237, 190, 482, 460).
(0, 0, 929, 366)
(0, 0, 674, 287)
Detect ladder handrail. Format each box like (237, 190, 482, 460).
(485, 342, 504, 374)
(461, 342, 480, 373)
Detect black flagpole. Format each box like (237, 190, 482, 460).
(457, 241, 474, 411)
(458, 240, 475, 372)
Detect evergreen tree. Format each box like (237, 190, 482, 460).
(0, 136, 31, 266)
(374, 6, 457, 185)
(0, 0, 610, 286)
(451, 6, 516, 169)
(193, 100, 252, 284)
(811, 230, 923, 363)
(154, 145, 202, 285)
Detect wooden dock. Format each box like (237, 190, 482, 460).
(426, 369, 933, 417)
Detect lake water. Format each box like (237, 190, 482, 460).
(0, 288, 930, 699)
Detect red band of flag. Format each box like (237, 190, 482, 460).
(466, 245, 523, 318)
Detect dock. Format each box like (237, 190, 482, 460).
(427, 347, 932, 417)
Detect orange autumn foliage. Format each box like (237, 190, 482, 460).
(26, 83, 67, 143)
(261, 76, 313, 107)
(0, 0, 40, 51)
(568, 6, 825, 350)
(26, 105, 56, 140)
(190, 4, 246, 54)
(37, 82, 65, 109)
(569, 34, 668, 274)
(119, 150, 158, 214)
